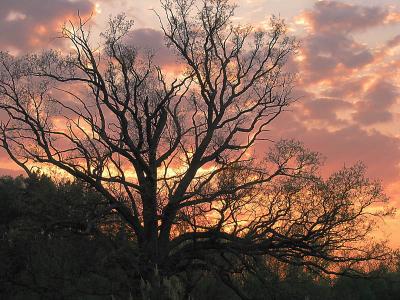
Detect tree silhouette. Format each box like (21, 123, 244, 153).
(0, 0, 392, 298)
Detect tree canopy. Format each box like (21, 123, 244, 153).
(0, 0, 394, 298)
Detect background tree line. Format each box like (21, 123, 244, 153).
(0, 174, 399, 299)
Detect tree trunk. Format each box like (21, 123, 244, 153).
(140, 266, 181, 300)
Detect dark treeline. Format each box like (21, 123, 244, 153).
(0, 176, 400, 299)
(0, 175, 399, 300)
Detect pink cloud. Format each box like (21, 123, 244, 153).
(387, 34, 400, 48)
(268, 112, 400, 185)
(353, 80, 398, 125)
(302, 1, 389, 33)
(0, 0, 94, 53)
(302, 97, 352, 125)
(266, 0, 400, 186)
(295, 1, 400, 85)
(127, 28, 179, 68)
(301, 32, 374, 83)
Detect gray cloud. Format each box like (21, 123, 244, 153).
(0, 0, 94, 53)
(305, 1, 389, 33)
(354, 80, 398, 125)
(387, 34, 400, 48)
(297, 1, 399, 84)
(303, 97, 352, 125)
(302, 32, 374, 83)
(127, 28, 180, 67)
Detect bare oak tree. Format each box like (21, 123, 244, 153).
(0, 0, 392, 298)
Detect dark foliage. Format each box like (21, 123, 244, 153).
(0, 174, 139, 299)
(0, 175, 399, 299)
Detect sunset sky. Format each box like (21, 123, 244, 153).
(1, 0, 400, 246)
